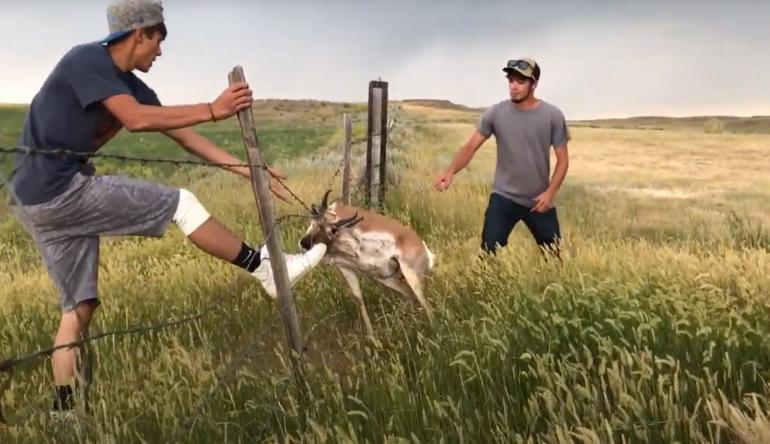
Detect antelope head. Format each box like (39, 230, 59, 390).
(300, 190, 362, 250)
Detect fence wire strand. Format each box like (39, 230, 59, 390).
(0, 114, 400, 430)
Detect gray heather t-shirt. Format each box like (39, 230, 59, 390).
(477, 100, 570, 207)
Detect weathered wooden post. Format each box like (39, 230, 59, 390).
(228, 66, 305, 379)
(341, 113, 353, 205)
(365, 80, 388, 209)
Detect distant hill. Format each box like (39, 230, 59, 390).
(398, 101, 770, 134)
(400, 99, 484, 113)
(571, 115, 770, 134)
(3, 100, 769, 134)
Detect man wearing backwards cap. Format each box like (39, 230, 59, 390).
(434, 58, 570, 257)
(10, 0, 327, 418)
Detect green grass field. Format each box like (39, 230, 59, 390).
(1, 101, 770, 443)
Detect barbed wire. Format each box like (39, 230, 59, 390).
(167, 323, 276, 443)
(0, 222, 313, 426)
(167, 310, 344, 443)
(0, 146, 258, 169)
(0, 199, 313, 426)
(0, 131, 387, 212)
(0, 216, 308, 426)
(0, 146, 320, 215)
(0, 303, 223, 424)
(324, 119, 398, 194)
(0, 116, 401, 427)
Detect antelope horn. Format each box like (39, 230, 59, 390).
(332, 213, 363, 229)
(320, 189, 333, 212)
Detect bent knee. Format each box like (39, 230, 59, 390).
(173, 189, 211, 236)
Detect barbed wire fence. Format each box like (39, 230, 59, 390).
(0, 93, 403, 436)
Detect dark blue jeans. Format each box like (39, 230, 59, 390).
(481, 193, 561, 255)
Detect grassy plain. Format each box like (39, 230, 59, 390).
(1, 101, 769, 443)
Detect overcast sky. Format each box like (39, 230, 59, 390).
(1, 0, 768, 119)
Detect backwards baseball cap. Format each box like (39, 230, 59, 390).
(100, 0, 165, 46)
(503, 58, 540, 81)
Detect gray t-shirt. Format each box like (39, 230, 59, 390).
(477, 100, 569, 207)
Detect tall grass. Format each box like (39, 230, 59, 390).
(1, 102, 770, 443)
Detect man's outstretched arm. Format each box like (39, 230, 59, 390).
(103, 82, 252, 132)
(163, 127, 290, 202)
(433, 130, 489, 191)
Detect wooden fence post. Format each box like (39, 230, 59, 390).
(377, 83, 389, 211)
(365, 80, 388, 209)
(341, 113, 352, 205)
(228, 66, 305, 380)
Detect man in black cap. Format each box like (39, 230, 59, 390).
(434, 58, 570, 256)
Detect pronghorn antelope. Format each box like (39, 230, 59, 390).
(300, 191, 436, 338)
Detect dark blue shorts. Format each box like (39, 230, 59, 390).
(480, 193, 561, 253)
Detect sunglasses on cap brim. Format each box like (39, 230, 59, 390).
(505, 60, 534, 71)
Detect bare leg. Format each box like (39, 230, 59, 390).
(172, 188, 328, 302)
(186, 217, 242, 262)
(52, 301, 98, 387)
